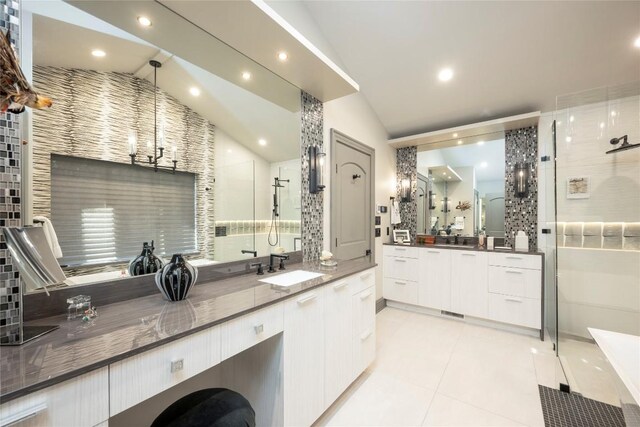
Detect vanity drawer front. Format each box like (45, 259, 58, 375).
(383, 256, 419, 281)
(0, 368, 108, 427)
(383, 278, 418, 305)
(353, 286, 376, 333)
(351, 268, 375, 295)
(488, 294, 541, 329)
(488, 266, 541, 299)
(384, 245, 418, 259)
(353, 322, 376, 376)
(220, 302, 284, 360)
(109, 326, 220, 416)
(488, 253, 541, 270)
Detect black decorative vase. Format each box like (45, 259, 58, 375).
(129, 241, 164, 276)
(155, 254, 198, 301)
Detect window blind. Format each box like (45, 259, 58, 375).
(51, 154, 197, 267)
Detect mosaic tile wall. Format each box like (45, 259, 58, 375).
(396, 146, 418, 239)
(0, 0, 22, 344)
(32, 66, 216, 274)
(505, 126, 538, 250)
(300, 92, 323, 261)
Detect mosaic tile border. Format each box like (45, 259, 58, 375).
(0, 0, 22, 344)
(300, 92, 323, 261)
(505, 126, 538, 250)
(538, 385, 624, 427)
(396, 146, 417, 239)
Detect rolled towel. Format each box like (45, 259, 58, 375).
(33, 216, 63, 259)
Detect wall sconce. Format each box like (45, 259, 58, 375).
(400, 178, 411, 202)
(428, 191, 436, 210)
(309, 146, 326, 194)
(514, 162, 530, 198)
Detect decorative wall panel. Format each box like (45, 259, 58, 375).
(31, 66, 216, 273)
(0, 0, 22, 344)
(505, 126, 538, 250)
(396, 146, 417, 239)
(300, 92, 323, 261)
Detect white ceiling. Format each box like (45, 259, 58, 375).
(303, 1, 640, 138)
(418, 138, 505, 182)
(29, 7, 299, 163)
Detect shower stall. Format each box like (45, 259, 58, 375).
(547, 81, 640, 406)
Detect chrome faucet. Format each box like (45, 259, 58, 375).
(269, 254, 289, 273)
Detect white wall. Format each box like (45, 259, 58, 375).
(476, 179, 504, 197)
(265, 1, 396, 300)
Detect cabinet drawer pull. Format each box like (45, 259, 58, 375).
(461, 253, 476, 256)
(394, 247, 407, 251)
(394, 281, 407, 285)
(254, 324, 264, 334)
(360, 329, 373, 341)
(360, 291, 373, 300)
(333, 281, 348, 290)
(297, 294, 317, 305)
(394, 259, 407, 262)
(360, 272, 372, 280)
(505, 297, 523, 303)
(505, 270, 522, 274)
(506, 256, 523, 260)
(427, 250, 440, 254)
(1, 403, 47, 426)
(170, 359, 184, 373)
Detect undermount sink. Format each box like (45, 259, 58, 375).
(259, 270, 325, 287)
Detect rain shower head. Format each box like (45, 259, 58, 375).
(606, 134, 640, 154)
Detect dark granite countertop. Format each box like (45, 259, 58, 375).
(0, 257, 376, 403)
(383, 242, 544, 256)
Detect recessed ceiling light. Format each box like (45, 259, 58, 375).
(611, 110, 617, 117)
(442, 172, 446, 175)
(278, 51, 288, 61)
(599, 122, 605, 129)
(634, 35, 640, 48)
(258, 138, 267, 146)
(477, 140, 485, 146)
(452, 133, 458, 138)
(242, 71, 252, 81)
(189, 87, 201, 97)
(227, 149, 232, 153)
(480, 162, 488, 168)
(91, 49, 106, 57)
(448, 176, 452, 179)
(438, 68, 454, 82)
(566, 136, 572, 143)
(457, 140, 463, 145)
(137, 16, 152, 27)
(569, 115, 575, 122)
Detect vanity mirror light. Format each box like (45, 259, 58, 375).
(416, 133, 506, 239)
(21, 2, 302, 291)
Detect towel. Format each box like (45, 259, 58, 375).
(33, 216, 63, 259)
(454, 216, 465, 230)
(391, 200, 401, 225)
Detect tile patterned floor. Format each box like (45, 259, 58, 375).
(315, 307, 558, 427)
(538, 385, 624, 427)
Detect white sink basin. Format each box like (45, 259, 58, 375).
(259, 270, 324, 287)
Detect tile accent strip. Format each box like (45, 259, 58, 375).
(538, 385, 624, 427)
(31, 66, 216, 271)
(0, 0, 22, 345)
(505, 126, 538, 250)
(396, 146, 417, 239)
(300, 92, 323, 261)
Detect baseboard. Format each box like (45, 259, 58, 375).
(375, 298, 386, 313)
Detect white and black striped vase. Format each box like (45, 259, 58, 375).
(129, 241, 164, 276)
(155, 254, 198, 301)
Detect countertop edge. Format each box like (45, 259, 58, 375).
(382, 242, 544, 256)
(1, 262, 377, 403)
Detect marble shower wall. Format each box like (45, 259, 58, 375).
(505, 126, 538, 250)
(0, 0, 21, 344)
(300, 92, 323, 261)
(396, 146, 417, 239)
(31, 66, 216, 270)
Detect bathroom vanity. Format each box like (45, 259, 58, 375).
(383, 243, 544, 338)
(0, 258, 376, 427)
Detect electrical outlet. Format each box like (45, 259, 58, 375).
(375, 228, 381, 237)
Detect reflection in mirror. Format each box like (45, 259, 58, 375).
(23, 2, 301, 290)
(417, 137, 505, 238)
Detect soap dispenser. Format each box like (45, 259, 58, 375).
(515, 230, 529, 252)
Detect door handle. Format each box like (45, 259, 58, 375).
(333, 281, 348, 290)
(394, 281, 407, 285)
(427, 250, 440, 254)
(506, 256, 523, 260)
(297, 294, 317, 305)
(505, 270, 523, 274)
(394, 259, 407, 262)
(360, 329, 373, 341)
(461, 253, 476, 257)
(505, 297, 523, 303)
(360, 291, 373, 300)
(360, 272, 372, 280)
(254, 324, 264, 334)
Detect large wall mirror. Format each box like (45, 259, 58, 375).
(416, 133, 505, 238)
(22, 2, 301, 290)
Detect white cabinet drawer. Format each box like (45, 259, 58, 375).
(109, 327, 220, 415)
(383, 245, 418, 259)
(383, 278, 418, 305)
(220, 303, 284, 360)
(0, 368, 108, 427)
(383, 256, 419, 281)
(488, 252, 541, 270)
(353, 286, 375, 333)
(351, 268, 375, 295)
(488, 294, 541, 329)
(353, 323, 376, 376)
(488, 266, 541, 299)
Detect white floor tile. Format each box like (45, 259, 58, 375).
(422, 393, 526, 426)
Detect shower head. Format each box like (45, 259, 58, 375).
(606, 134, 640, 154)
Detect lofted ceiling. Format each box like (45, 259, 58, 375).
(303, 1, 640, 138)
